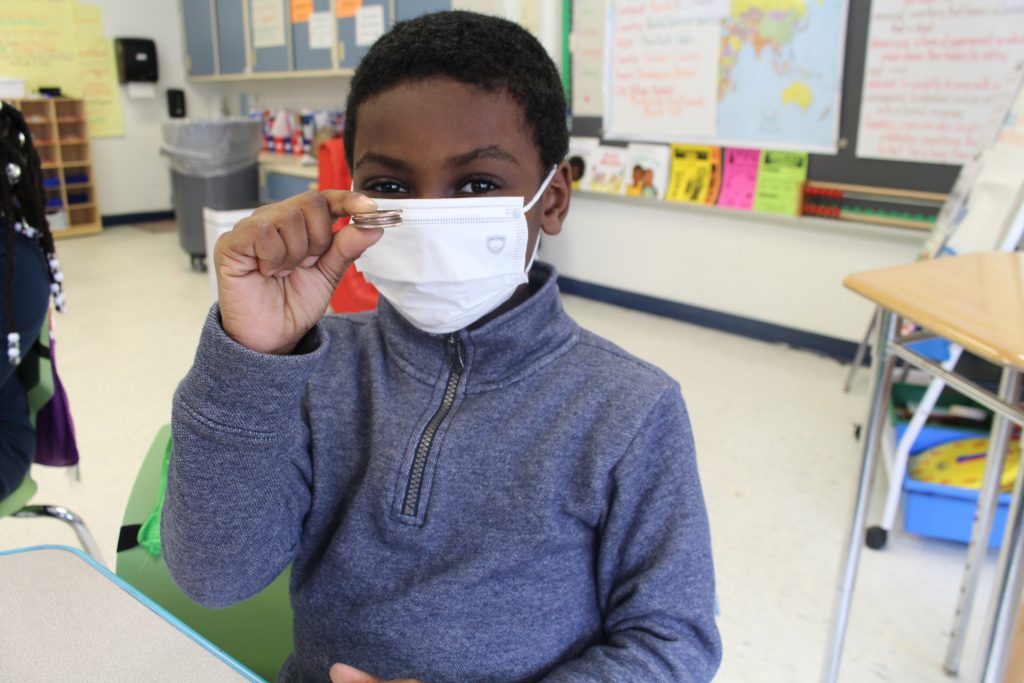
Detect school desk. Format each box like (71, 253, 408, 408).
(0, 545, 262, 682)
(822, 251, 1024, 683)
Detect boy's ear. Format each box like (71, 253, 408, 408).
(540, 160, 572, 237)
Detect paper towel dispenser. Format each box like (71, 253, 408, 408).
(115, 38, 158, 83)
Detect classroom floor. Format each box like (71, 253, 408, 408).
(0, 224, 1006, 682)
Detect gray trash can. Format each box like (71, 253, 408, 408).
(161, 119, 262, 271)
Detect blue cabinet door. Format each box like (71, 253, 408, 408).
(215, 0, 247, 74)
(182, 0, 217, 76)
(337, 0, 390, 69)
(292, 0, 333, 70)
(250, 0, 290, 72)
(395, 0, 450, 23)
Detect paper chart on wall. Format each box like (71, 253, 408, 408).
(603, 0, 848, 152)
(570, 0, 605, 117)
(355, 5, 384, 47)
(252, 0, 287, 48)
(72, 2, 123, 138)
(308, 11, 333, 50)
(0, 0, 80, 95)
(856, 0, 1024, 165)
(605, 10, 720, 141)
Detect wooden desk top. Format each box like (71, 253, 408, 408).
(0, 546, 257, 681)
(844, 252, 1024, 370)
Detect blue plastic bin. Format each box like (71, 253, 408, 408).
(903, 476, 1010, 547)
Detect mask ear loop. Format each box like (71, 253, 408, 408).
(523, 165, 558, 271)
(523, 165, 559, 213)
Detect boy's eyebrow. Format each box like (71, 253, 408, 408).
(354, 151, 410, 171)
(447, 145, 520, 168)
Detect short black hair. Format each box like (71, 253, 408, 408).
(344, 10, 568, 173)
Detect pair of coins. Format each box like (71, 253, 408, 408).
(351, 209, 402, 229)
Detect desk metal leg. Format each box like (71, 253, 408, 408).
(843, 311, 875, 393)
(871, 346, 965, 550)
(945, 369, 1022, 675)
(978, 369, 1024, 682)
(821, 310, 896, 683)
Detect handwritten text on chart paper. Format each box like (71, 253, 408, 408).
(857, 0, 1024, 165)
(607, 0, 720, 141)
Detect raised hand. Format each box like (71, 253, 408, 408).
(214, 190, 381, 354)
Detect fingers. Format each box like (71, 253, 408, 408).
(315, 223, 384, 285)
(329, 663, 381, 683)
(217, 191, 377, 279)
(328, 663, 421, 683)
(321, 190, 378, 220)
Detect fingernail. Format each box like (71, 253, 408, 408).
(301, 256, 319, 267)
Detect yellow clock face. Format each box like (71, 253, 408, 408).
(910, 437, 1021, 492)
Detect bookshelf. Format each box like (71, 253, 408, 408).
(12, 97, 101, 239)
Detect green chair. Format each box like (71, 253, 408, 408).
(1, 314, 104, 564)
(1, 474, 105, 564)
(114, 425, 294, 682)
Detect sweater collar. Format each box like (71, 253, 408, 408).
(376, 262, 579, 392)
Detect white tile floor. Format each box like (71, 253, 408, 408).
(0, 225, 1006, 682)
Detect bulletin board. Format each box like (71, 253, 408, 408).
(571, 1, 1024, 197)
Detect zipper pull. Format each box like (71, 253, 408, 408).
(447, 334, 465, 371)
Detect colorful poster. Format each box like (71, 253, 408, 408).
(252, 0, 287, 48)
(753, 150, 808, 216)
(623, 143, 671, 200)
(857, 0, 1024, 164)
(584, 145, 630, 194)
(717, 148, 761, 210)
(567, 136, 600, 190)
(665, 145, 721, 204)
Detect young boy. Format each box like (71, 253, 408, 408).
(163, 11, 721, 683)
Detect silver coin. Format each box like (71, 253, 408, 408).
(352, 209, 402, 228)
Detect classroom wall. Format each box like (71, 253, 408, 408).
(545, 194, 923, 343)
(90, 0, 219, 218)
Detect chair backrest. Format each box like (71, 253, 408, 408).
(115, 426, 294, 681)
(0, 476, 36, 517)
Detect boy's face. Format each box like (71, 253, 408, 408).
(351, 77, 571, 269)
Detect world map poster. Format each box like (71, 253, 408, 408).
(604, 0, 848, 153)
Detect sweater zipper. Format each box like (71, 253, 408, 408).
(402, 334, 465, 517)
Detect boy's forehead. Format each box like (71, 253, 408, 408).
(353, 77, 538, 165)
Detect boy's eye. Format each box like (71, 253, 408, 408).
(364, 180, 409, 194)
(457, 178, 499, 194)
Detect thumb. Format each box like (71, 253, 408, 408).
(316, 222, 384, 287)
(329, 663, 381, 683)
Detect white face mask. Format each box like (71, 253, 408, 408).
(355, 166, 557, 334)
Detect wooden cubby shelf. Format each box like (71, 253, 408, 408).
(11, 97, 101, 239)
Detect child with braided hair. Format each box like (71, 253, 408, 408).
(0, 100, 67, 501)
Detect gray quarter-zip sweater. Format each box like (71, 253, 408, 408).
(163, 263, 721, 683)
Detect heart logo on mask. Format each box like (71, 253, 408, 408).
(486, 235, 506, 254)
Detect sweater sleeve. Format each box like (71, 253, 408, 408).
(541, 386, 722, 682)
(161, 306, 326, 608)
